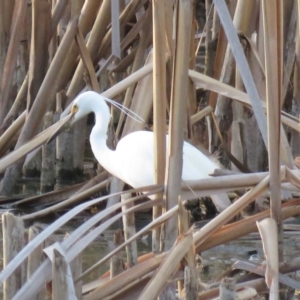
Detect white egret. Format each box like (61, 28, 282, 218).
(50, 91, 231, 211)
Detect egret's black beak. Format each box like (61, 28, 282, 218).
(46, 108, 77, 145)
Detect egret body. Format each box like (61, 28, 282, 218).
(62, 91, 231, 210)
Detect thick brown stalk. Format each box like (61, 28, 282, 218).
(261, 0, 283, 264)
(164, 0, 192, 250)
(152, 0, 167, 253)
(0, 0, 14, 84)
(27, 0, 51, 110)
(0, 0, 27, 124)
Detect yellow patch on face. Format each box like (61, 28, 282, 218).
(71, 104, 79, 114)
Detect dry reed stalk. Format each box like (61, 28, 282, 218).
(27, 0, 51, 110)
(119, 9, 148, 52)
(211, 110, 251, 173)
(121, 193, 138, 267)
(51, 249, 76, 300)
(164, 0, 193, 250)
(51, 0, 69, 36)
(26, 226, 47, 300)
(187, 24, 197, 122)
(261, 0, 283, 263)
(257, 218, 279, 299)
(121, 51, 153, 135)
(116, 7, 151, 136)
(111, 0, 121, 59)
(70, 253, 82, 300)
(41, 112, 55, 192)
(0, 0, 27, 124)
(208, 25, 226, 109)
(0, 111, 25, 156)
(0, 0, 14, 84)
(111, 47, 138, 72)
(282, 1, 297, 103)
(205, 0, 214, 80)
(0, 73, 28, 134)
(2, 212, 25, 300)
(164, 0, 173, 56)
(0, 115, 73, 173)
(75, 29, 100, 93)
(177, 200, 198, 299)
(184, 168, 268, 192)
(231, 67, 245, 170)
(191, 105, 213, 125)
(284, 167, 300, 188)
(152, 0, 167, 253)
(294, 1, 300, 135)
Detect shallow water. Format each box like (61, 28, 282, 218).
(1, 181, 300, 298)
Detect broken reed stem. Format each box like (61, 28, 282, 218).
(164, 0, 193, 251)
(261, 0, 283, 265)
(178, 199, 198, 299)
(152, 0, 167, 253)
(121, 193, 138, 267)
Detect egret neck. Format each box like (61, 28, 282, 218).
(89, 100, 121, 181)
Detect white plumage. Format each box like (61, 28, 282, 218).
(69, 91, 231, 211)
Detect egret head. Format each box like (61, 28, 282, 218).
(46, 91, 109, 144)
(70, 91, 110, 124)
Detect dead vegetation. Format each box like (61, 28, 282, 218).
(0, 0, 300, 299)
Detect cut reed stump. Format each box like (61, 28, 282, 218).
(52, 249, 77, 300)
(27, 226, 47, 300)
(55, 92, 75, 184)
(121, 193, 137, 267)
(110, 229, 125, 278)
(2, 212, 25, 300)
(219, 277, 236, 300)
